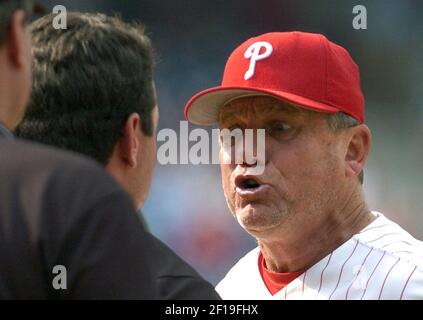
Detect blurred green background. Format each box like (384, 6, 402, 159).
(37, 0, 423, 285)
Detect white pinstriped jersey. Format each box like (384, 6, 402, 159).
(216, 212, 423, 300)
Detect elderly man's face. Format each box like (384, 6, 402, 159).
(218, 96, 346, 238)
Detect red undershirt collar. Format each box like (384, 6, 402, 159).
(258, 252, 304, 295)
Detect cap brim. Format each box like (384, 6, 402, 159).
(184, 86, 341, 126)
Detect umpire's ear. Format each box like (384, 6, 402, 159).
(118, 113, 141, 168)
(7, 10, 30, 69)
(344, 124, 372, 182)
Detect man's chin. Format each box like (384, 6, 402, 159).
(235, 204, 284, 235)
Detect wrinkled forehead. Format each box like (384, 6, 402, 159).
(218, 95, 307, 122)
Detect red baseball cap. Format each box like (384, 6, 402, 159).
(184, 31, 365, 125)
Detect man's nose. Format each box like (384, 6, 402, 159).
(237, 128, 265, 167)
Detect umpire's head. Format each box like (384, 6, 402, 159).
(16, 12, 158, 210)
(0, 0, 35, 130)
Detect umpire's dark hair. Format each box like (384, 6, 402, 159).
(16, 12, 156, 165)
(0, 0, 33, 46)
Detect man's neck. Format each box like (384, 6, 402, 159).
(0, 56, 16, 132)
(258, 190, 376, 273)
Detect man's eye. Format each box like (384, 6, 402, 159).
(227, 125, 242, 132)
(271, 122, 292, 131)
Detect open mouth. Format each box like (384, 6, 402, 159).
(235, 176, 261, 191)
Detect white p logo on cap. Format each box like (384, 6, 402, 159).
(244, 41, 273, 80)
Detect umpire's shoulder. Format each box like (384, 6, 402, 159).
(0, 138, 130, 213)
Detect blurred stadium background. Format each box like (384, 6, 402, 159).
(38, 0, 423, 285)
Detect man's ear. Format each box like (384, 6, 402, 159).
(119, 113, 141, 168)
(344, 124, 372, 180)
(7, 10, 29, 69)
